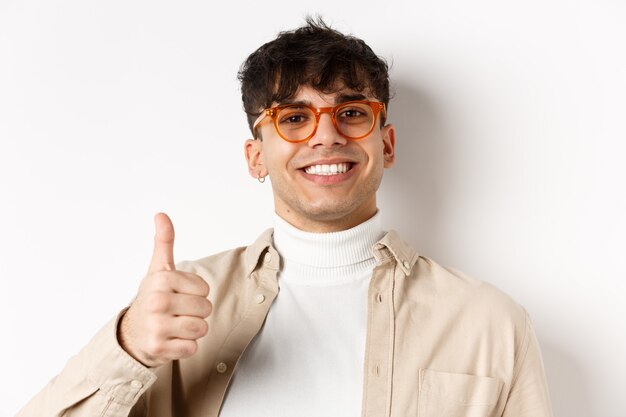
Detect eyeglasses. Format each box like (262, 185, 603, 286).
(252, 100, 386, 143)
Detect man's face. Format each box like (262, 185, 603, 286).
(245, 85, 395, 232)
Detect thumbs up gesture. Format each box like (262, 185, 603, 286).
(118, 213, 213, 368)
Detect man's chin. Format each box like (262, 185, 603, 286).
(298, 200, 356, 218)
(294, 201, 374, 226)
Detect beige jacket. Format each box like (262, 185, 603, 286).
(18, 229, 553, 417)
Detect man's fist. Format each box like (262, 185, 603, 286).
(117, 213, 213, 368)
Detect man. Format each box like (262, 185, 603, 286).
(18, 18, 553, 417)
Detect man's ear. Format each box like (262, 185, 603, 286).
(381, 124, 396, 168)
(244, 139, 267, 178)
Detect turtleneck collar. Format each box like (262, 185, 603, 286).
(272, 211, 384, 270)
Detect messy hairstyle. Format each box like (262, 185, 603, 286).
(238, 17, 391, 134)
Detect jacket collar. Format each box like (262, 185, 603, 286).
(244, 229, 277, 277)
(244, 228, 419, 277)
(373, 230, 419, 275)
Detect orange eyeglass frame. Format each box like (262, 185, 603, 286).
(252, 100, 387, 143)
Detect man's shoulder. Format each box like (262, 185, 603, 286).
(382, 229, 524, 318)
(412, 254, 529, 328)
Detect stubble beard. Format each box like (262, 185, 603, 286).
(272, 172, 382, 226)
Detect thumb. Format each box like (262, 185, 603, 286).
(148, 212, 176, 273)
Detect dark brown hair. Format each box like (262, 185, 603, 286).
(238, 17, 391, 134)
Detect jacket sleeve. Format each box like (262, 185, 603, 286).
(502, 311, 554, 417)
(16, 309, 157, 417)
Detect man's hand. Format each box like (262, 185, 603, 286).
(118, 213, 212, 368)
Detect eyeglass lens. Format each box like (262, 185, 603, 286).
(276, 102, 375, 141)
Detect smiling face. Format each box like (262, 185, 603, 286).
(245, 85, 395, 232)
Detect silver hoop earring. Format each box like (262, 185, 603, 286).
(257, 174, 266, 183)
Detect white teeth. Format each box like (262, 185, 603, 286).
(304, 163, 351, 175)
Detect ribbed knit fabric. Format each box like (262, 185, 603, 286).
(219, 212, 384, 417)
(272, 212, 383, 284)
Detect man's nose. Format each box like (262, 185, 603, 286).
(307, 113, 348, 148)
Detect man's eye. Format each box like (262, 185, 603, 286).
(338, 107, 370, 123)
(341, 109, 365, 118)
(279, 113, 309, 124)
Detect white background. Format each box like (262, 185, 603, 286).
(1, 1, 624, 416)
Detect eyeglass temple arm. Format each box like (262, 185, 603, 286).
(252, 109, 273, 133)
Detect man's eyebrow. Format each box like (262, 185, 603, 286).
(276, 99, 310, 106)
(276, 93, 369, 107)
(335, 93, 367, 103)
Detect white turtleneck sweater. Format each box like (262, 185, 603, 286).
(219, 212, 385, 417)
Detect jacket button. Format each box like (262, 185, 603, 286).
(130, 380, 143, 389)
(403, 260, 410, 269)
(216, 362, 228, 373)
(264, 253, 272, 263)
(255, 294, 266, 304)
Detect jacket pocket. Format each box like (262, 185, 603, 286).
(418, 369, 503, 417)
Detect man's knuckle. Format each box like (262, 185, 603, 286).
(200, 280, 210, 297)
(147, 292, 170, 313)
(179, 317, 207, 338)
(184, 318, 200, 334)
(197, 320, 209, 337)
(149, 271, 168, 288)
(181, 341, 198, 357)
(146, 337, 164, 357)
(189, 274, 209, 296)
(193, 319, 208, 337)
(148, 320, 167, 339)
(203, 300, 213, 317)
(192, 297, 211, 315)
